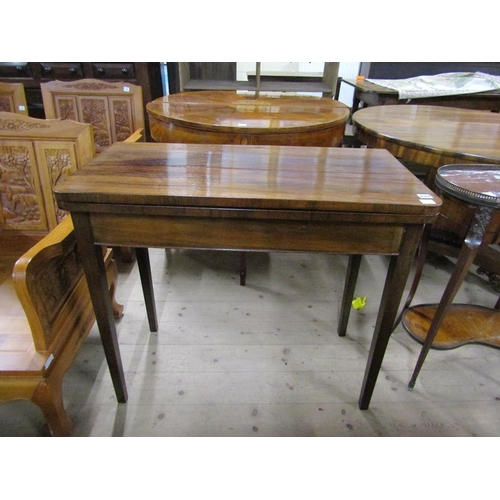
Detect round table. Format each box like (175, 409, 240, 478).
(352, 105, 500, 278)
(352, 105, 500, 181)
(146, 91, 350, 147)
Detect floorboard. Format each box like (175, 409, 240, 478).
(1, 245, 500, 437)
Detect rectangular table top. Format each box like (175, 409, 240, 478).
(54, 142, 441, 217)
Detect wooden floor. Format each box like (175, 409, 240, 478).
(2, 242, 500, 437)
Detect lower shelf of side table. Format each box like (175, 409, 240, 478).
(402, 304, 500, 350)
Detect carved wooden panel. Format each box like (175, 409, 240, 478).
(0, 141, 48, 231)
(27, 236, 83, 349)
(78, 96, 112, 152)
(0, 83, 28, 115)
(53, 96, 78, 121)
(0, 111, 94, 235)
(52, 95, 136, 153)
(35, 142, 78, 228)
(41, 79, 144, 153)
(110, 97, 134, 143)
(0, 95, 15, 113)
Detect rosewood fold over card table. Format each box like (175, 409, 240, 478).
(54, 143, 441, 410)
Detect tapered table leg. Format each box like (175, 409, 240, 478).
(135, 247, 158, 332)
(240, 252, 247, 286)
(338, 255, 362, 337)
(71, 213, 128, 403)
(408, 206, 492, 389)
(358, 225, 423, 409)
(393, 225, 430, 330)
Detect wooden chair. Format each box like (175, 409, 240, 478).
(0, 82, 28, 115)
(40, 80, 145, 260)
(41, 78, 145, 153)
(0, 216, 122, 436)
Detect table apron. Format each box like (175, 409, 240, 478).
(88, 213, 407, 254)
(149, 117, 346, 147)
(59, 203, 437, 225)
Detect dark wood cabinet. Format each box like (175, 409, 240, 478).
(0, 62, 164, 123)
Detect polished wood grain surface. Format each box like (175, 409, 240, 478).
(352, 105, 500, 170)
(54, 141, 441, 410)
(146, 91, 350, 146)
(403, 304, 500, 349)
(54, 142, 440, 217)
(353, 105, 500, 275)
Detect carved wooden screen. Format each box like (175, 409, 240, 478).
(41, 79, 144, 154)
(0, 112, 94, 233)
(0, 82, 29, 115)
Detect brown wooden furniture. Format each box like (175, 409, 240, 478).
(401, 165, 500, 389)
(352, 105, 500, 179)
(53, 142, 441, 410)
(147, 91, 350, 147)
(0, 112, 94, 234)
(0, 82, 28, 115)
(352, 104, 500, 278)
(0, 216, 122, 436)
(177, 62, 340, 98)
(0, 62, 163, 125)
(148, 90, 350, 285)
(148, 90, 349, 285)
(404, 304, 500, 349)
(41, 79, 145, 154)
(343, 78, 500, 114)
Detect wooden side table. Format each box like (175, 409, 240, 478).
(54, 142, 441, 409)
(402, 165, 500, 389)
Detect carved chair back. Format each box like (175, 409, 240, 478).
(0, 112, 94, 232)
(41, 79, 145, 153)
(0, 82, 29, 115)
(0, 216, 121, 436)
(12, 216, 88, 352)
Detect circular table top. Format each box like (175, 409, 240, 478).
(352, 105, 500, 168)
(436, 164, 500, 207)
(146, 91, 350, 133)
